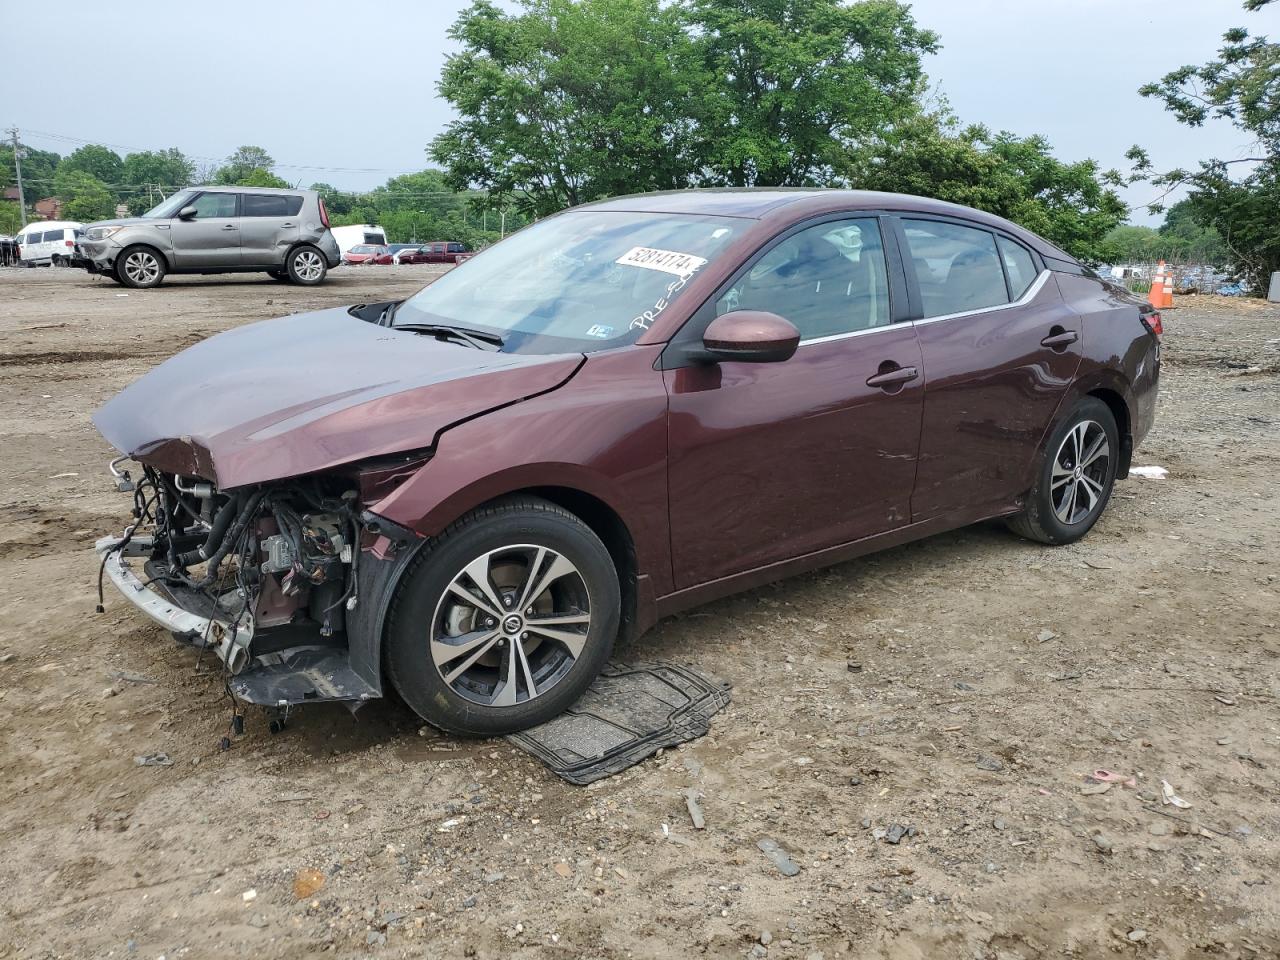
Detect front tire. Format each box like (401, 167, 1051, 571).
(286, 246, 327, 285)
(115, 246, 166, 288)
(1007, 397, 1119, 545)
(385, 497, 619, 736)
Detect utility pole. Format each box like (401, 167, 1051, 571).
(7, 127, 27, 228)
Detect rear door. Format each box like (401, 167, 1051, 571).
(239, 193, 302, 265)
(664, 215, 924, 588)
(897, 216, 1082, 520)
(170, 191, 241, 267)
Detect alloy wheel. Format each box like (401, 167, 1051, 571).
(293, 250, 324, 281)
(1051, 419, 1110, 525)
(429, 544, 591, 707)
(124, 251, 160, 285)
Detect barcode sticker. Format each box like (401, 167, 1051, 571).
(615, 246, 707, 278)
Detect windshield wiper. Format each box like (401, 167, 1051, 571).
(393, 322, 505, 350)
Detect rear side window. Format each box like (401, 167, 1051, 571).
(43, 230, 62, 242)
(363, 231, 385, 244)
(243, 194, 304, 217)
(997, 236, 1038, 299)
(902, 220, 1009, 318)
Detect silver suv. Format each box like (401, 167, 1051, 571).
(75, 186, 342, 288)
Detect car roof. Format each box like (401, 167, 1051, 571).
(197, 185, 310, 195)
(580, 188, 1076, 262)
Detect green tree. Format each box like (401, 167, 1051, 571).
(848, 114, 1126, 263)
(60, 144, 124, 186)
(52, 168, 116, 222)
(431, 0, 706, 216)
(121, 148, 195, 213)
(0, 145, 61, 199)
(1134, 0, 1279, 290)
(310, 182, 359, 215)
(1158, 199, 1228, 264)
(214, 146, 283, 186)
(688, 0, 937, 186)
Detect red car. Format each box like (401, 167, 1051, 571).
(93, 190, 1160, 735)
(397, 241, 471, 265)
(343, 244, 389, 264)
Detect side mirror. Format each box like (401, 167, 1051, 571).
(700, 310, 800, 364)
(177, 205, 198, 221)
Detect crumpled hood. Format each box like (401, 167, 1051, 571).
(93, 306, 583, 487)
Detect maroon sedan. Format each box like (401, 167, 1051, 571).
(92, 190, 1160, 735)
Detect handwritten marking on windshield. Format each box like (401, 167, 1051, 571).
(629, 266, 701, 331)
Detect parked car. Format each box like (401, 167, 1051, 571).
(387, 243, 420, 263)
(343, 244, 390, 264)
(92, 189, 1161, 736)
(75, 187, 340, 288)
(15, 221, 84, 266)
(331, 224, 387, 259)
(396, 241, 471, 265)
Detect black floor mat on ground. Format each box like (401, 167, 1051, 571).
(506, 661, 731, 785)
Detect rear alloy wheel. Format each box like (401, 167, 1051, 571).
(116, 246, 166, 288)
(1007, 397, 1118, 545)
(286, 246, 327, 285)
(385, 497, 619, 735)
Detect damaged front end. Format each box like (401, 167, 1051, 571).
(95, 457, 420, 710)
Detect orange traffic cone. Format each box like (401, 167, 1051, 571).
(1148, 261, 1173, 309)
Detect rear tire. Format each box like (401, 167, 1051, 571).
(115, 246, 166, 288)
(286, 246, 327, 285)
(384, 496, 619, 736)
(1007, 397, 1119, 545)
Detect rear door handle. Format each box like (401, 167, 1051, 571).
(281, 222, 295, 227)
(221, 224, 238, 231)
(1041, 330, 1078, 349)
(866, 365, 919, 389)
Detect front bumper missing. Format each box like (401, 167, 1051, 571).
(94, 534, 254, 673)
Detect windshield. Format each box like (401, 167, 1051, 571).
(141, 190, 197, 219)
(393, 210, 744, 353)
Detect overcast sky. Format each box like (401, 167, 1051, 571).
(4, 0, 1272, 223)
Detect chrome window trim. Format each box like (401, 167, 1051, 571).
(911, 269, 1052, 327)
(796, 269, 1052, 348)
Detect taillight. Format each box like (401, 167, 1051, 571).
(65, 240, 74, 246)
(1141, 310, 1163, 340)
(318, 198, 330, 229)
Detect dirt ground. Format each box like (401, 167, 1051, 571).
(0, 264, 1276, 960)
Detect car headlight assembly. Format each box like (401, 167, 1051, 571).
(86, 225, 124, 241)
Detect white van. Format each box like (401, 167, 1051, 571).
(330, 224, 387, 259)
(16, 221, 85, 266)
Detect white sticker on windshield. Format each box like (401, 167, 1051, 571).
(615, 246, 708, 278)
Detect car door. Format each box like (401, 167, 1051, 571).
(239, 193, 301, 265)
(664, 215, 924, 589)
(170, 191, 241, 267)
(897, 216, 1083, 521)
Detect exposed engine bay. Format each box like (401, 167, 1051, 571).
(97, 461, 372, 680)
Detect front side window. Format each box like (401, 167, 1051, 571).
(902, 219, 1009, 318)
(716, 218, 890, 340)
(997, 236, 1038, 298)
(243, 194, 303, 217)
(141, 190, 196, 219)
(190, 193, 238, 219)
(395, 210, 744, 353)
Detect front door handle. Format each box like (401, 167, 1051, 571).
(1041, 329, 1078, 349)
(866, 364, 919, 389)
